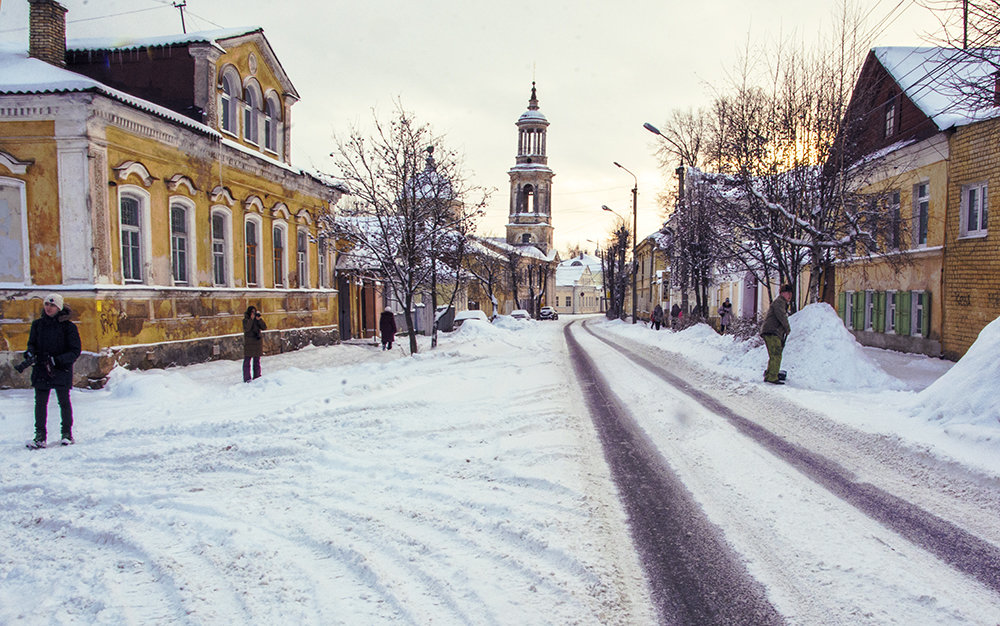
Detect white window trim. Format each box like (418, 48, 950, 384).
(245, 214, 263, 287)
(0, 176, 31, 285)
(263, 91, 281, 155)
(959, 181, 989, 238)
(243, 79, 263, 146)
(886, 290, 897, 334)
(219, 66, 241, 138)
(272, 220, 288, 288)
(913, 182, 930, 247)
(169, 196, 197, 286)
(296, 227, 309, 288)
(118, 185, 152, 285)
(911, 290, 925, 338)
(864, 290, 875, 331)
(211, 206, 233, 287)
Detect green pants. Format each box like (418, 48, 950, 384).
(763, 334, 784, 382)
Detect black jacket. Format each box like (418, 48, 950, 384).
(27, 306, 82, 389)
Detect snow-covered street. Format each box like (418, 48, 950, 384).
(3, 307, 1000, 625)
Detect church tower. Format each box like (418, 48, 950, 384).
(506, 82, 554, 254)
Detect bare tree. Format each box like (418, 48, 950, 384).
(327, 103, 486, 354)
(600, 224, 631, 320)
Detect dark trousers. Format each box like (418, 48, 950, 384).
(243, 356, 261, 382)
(34, 387, 72, 439)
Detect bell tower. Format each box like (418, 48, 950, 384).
(506, 82, 554, 254)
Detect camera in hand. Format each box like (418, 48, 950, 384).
(13, 350, 35, 374)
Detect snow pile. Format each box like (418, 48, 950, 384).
(492, 315, 533, 330)
(749, 303, 904, 391)
(454, 318, 505, 338)
(915, 315, 1000, 429)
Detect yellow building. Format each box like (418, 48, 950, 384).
(0, 0, 346, 386)
(835, 47, 1000, 358)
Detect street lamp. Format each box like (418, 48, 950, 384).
(601, 204, 625, 221)
(613, 161, 639, 324)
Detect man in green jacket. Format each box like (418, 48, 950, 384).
(760, 284, 793, 384)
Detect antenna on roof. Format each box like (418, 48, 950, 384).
(173, 1, 188, 34)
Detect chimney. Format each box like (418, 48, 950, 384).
(28, 0, 68, 68)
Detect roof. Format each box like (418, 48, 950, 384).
(0, 48, 343, 192)
(66, 27, 262, 53)
(874, 47, 1000, 130)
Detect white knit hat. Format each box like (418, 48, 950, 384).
(43, 293, 64, 309)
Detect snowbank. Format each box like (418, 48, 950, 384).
(915, 315, 1000, 429)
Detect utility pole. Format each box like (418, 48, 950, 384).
(963, 0, 968, 49)
(173, 1, 187, 34)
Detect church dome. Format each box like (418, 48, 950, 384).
(517, 82, 549, 127)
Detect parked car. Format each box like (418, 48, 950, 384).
(539, 306, 558, 320)
(453, 309, 491, 328)
(510, 309, 531, 320)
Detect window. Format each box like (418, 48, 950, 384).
(273, 224, 286, 287)
(170, 203, 189, 284)
(245, 218, 260, 286)
(911, 291, 926, 337)
(886, 290, 897, 333)
(888, 190, 901, 250)
(318, 239, 328, 288)
(264, 95, 280, 153)
(244, 81, 262, 145)
(865, 290, 875, 331)
(219, 69, 239, 135)
(914, 183, 929, 246)
(119, 192, 146, 283)
(960, 182, 988, 237)
(565, 296, 571, 307)
(0, 177, 29, 283)
(211, 210, 230, 287)
(521, 233, 531, 244)
(297, 229, 308, 288)
(884, 95, 896, 138)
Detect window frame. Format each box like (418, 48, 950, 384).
(296, 228, 309, 288)
(913, 182, 929, 246)
(0, 176, 31, 284)
(886, 290, 897, 334)
(960, 182, 988, 238)
(118, 186, 151, 284)
(219, 67, 241, 137)
(884, 94, 897, 138)
(243, 79, 263, 146)
(169, 197, 196, 286)
(245, 215, 262, 287)
(272, 221, 288, 288)
(864, 290, 875, 331)
(211, 207, 233, 287)
(264, 92, 281, 154)
(911, 290, 925, 338)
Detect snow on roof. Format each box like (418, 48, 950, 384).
(555, 264, 588, 286)
(66, 27, 261, 52)
(874, 47, 1000, 130)
(0, 49, 344, 192)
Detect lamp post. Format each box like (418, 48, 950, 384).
(613, 161, 639, 324)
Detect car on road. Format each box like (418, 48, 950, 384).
(510, 309, 531, 320)
(539, 306, 558, 320)
(453, 309, 491, 328)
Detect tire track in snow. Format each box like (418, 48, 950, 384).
(580, 320, 1000, 598)
(565, 322, 784, 625)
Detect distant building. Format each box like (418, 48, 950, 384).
(555, 253, 603, 314)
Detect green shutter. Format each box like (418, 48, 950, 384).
(838, 292, 846, 323)
(921, 291, 931, 337)
(898, 291, 911, 336)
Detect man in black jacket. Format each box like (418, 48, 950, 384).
(25, 293, 81, 448)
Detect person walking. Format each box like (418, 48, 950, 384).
(719, 298, 733, 334)
(379, 307, 397, 350)
(25, 293, 81, 448)
(243, 305, 266, 382)
(760, 285, 793, 385)
(651, 303, 664, 331)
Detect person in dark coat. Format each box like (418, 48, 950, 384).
(243, 305, 266, 382)
(670, 303, 681, 330)
(379, 307, 398, 350)
(760, 285, 793, 384)
(651, 303, 664, 331)
(719, 298, 734, 334)
(25, 293, 81, 448)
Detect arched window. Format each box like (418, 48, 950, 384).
(521, 233, 531, 244)
(296, 228, 308, 288)
(119, 186, 151, 284)
(273, 223, 287, 287)
(243, 81, 262, 145)
(521, 184, 535, 213)
(211, 208, 232, 287)
(219, 68, 240, 135)
(264, 94, 280, 153)
(245, 217, 260, 286)
(169, 201, 190, 284)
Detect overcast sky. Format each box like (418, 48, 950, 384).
(0, 0, 944, 254)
